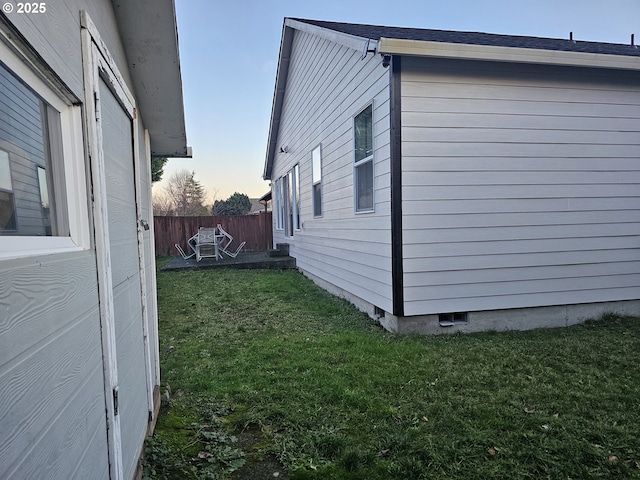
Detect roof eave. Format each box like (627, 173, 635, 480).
(111, 0, 191, 158)
(286, 18, 378, 53)
(378, 37, 640, 71)
(263, 22, 295, 180)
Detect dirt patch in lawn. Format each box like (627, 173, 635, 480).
(233, 424, 289, 479)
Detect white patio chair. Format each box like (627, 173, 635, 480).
(217, 224, 233, 251)
(195, 227, 219, 261)
(221, 241, 246, 258)
(217, 224, 246, 258)
(175, 243, 195, 259)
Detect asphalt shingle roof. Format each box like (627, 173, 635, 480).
(291, 18, 640, 58)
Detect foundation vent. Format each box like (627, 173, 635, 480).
(439, 312, 468, 327)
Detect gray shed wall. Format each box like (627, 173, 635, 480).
(0, 1, 160, 478)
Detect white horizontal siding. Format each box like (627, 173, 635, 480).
(401, 57, 640, 316)
(271, 30, 392, 312)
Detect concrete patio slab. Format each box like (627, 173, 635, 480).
(161, 251, 296, 271)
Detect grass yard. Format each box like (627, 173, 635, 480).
(145, 262, 640, 479)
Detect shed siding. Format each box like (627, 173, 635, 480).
(272, 30, 393, 312)
(401, 57, 640, 316)
(6, 0, 131, 99)
(0, 251, 108, 479)
(1, 1, 161, 478)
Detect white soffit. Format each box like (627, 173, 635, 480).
(286, 18, 378, 53)
(111, 0, 190, 157)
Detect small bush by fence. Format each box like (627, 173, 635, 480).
(154, 213, 273, 257)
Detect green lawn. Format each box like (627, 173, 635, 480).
(145, 263, 640, 479)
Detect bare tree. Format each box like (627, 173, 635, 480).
(152, 191, 174, 216)
(164, 169, 208, 216)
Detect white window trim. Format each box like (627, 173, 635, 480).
(274, 177, 284, 230)
(292, 163, 300, 231)
(0, 33, 89, 260)
(353, 102, 375, 214)
(311, 144, 322, 218)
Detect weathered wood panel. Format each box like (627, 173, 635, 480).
(401, 56, 640, 316)
(100, 77, 148, 480)
(139, 122, 160, 389)
(154, 213, 274, 256)
(270, 29, 393, 312)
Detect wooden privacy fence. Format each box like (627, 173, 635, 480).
(154, 213, 273, 257)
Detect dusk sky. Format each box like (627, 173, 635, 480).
(154, 0, 640, 203)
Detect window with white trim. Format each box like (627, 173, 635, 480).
(292, 163, 300, 230)
(354, 104, 374, 212)
(311, 145, 322, 217)
(0, 39, 88, 259)
(0, 61, 63, 236)
(274, 177, 284, 230)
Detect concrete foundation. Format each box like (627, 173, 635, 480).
(299, 269, 640, 335)
(383, 300, 640, 335)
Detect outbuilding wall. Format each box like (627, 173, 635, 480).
(0, 1, 159, 478)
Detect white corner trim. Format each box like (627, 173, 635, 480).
(378, 37, 640, 71)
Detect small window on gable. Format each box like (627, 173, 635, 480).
(312, 145, 322, 217)
(354, 104, 374, 212)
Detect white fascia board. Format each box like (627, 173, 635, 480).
(286, 19, 378, 53)
(378, 37, 640, 71)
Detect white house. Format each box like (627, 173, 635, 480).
(263, 18, 640, 334)
(0, 2, 189, 479)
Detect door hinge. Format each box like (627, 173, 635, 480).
(94, 92, 100, 121)
(113, 386, 119, 416)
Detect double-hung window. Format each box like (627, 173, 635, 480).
(311, 145, 322, 217)
(354, 104, 374, 212)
